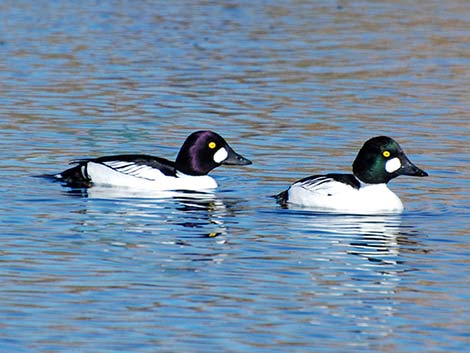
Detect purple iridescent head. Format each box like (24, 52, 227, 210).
(175, 131, 251, 176)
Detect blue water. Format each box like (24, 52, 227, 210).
(0, 1, 469, 352)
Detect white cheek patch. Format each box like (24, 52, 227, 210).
(213, 147, 228, 163)
(385, 157, 401, 173)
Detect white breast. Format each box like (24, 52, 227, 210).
(86, 162, 218, 191)
(287, 180, 404, 214)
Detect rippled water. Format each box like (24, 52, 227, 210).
(0, 1, 469, 352)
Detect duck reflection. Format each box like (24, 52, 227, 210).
(283, 209, 424, 266)
(309, 213, 404, 263)
(65, 186, 237, 239)
(284, 211, 427, 337)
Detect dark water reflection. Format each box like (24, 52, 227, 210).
(0, 1, 469, 352)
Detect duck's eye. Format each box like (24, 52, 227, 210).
(208, 142, 216, 149)
(382, 150, 391, 158)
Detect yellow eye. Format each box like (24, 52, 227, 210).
(208, 142, 216, 149)
(383, 150, 391, 158)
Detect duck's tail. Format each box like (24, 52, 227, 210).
(273, 189, 289, 207)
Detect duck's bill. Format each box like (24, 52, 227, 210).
(221, 147, 252, 166)
(400, 156, 428, 177)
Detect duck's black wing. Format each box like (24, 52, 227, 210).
(56, 154, 177, 187)
(295, 173, 360, 189)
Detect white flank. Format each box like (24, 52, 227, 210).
(213, 147, 228, 164)
(86, 162, 218, 191)
(288, 179, 404, 214)
(385, 157, 401, 173)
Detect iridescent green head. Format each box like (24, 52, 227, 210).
(352, 136, 428, 184)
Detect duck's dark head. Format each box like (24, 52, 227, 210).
(352, 136, 428, 184)
(175, 130, 252, 176)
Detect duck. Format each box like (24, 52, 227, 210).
(53, 130, 252, 191)
(276, 136, 428, 214)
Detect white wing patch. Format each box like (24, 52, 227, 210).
(295, 176, 354, 196)
(287, 176, 359, 209)
(102, 161, 165, 180)
(85, 161, 218, 190)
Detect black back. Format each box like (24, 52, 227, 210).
(57, 154, 177, 187)
(294, 173, 360, 189)
(90, 154, 177, 177)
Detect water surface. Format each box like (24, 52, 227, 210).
(0, 1, 469, 352)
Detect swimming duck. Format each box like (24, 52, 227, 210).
(276, 136, 428, 214)
(54, 130, 252, 191)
